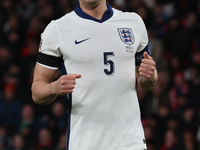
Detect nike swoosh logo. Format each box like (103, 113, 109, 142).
(75, 38, 90, 44)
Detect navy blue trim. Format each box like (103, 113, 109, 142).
(59, 61, 67, 75)
(59, 61, 72, 150)
(66, 94, 72, 150)
(74, 3, 113, 23)
(135, 44, 152, 66)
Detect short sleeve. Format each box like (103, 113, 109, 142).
(135, 15, 151, 66)
(37, 21, 62, 70)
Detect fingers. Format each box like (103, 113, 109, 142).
(139, 52, 156, 79)
(140, 60, 156, 69)
(57, 74, 81, 95)
(139, 64, 155, 78)
(143, 52, 153, 60)
(61, 74, 81, 85)
(62, 74, 81, 80)
(60, 85, 75, 95)
(142, 52, 155, 66)
(75, 74, 82, 79)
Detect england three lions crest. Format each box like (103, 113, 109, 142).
(117, 28, 135, 45)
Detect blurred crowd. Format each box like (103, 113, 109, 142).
(0, 0, 200, 150)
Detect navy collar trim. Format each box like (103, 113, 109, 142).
(74, 3, 113, 23)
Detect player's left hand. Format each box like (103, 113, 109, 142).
(139, 52, 156, 81)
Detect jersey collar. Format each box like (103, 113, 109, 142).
(74, 3, 113, 23)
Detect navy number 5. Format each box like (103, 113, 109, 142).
(103, 52, 115, 75)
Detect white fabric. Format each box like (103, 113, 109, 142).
(38, 8, 148, 150)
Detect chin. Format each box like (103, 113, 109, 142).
(80, 0, 102, 7)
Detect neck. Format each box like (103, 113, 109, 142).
(79, 1, 107, 20)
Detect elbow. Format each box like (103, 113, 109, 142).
(31, 94, 40, 105)
(31, 93, 53, 106)
(31, 85, 44, 105)
(31, 91, 41, 105)
(31, 85, 37, 104)
(32, 94, 49, 105)
(31, 82, 56, 105)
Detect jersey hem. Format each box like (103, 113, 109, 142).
(69, 145, 147, 150)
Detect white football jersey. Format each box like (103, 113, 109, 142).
(37, 3, 150, 150)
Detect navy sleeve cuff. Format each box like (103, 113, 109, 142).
(135, 44, 152, 66)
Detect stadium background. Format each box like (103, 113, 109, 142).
(0, 0, 200, 149)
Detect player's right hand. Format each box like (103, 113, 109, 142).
(53, 74, 81, 95)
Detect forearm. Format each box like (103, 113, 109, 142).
(137, 69, 158, 91)
(31, 80, 58, 105)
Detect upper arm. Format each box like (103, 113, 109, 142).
(33, 63, 58, 84)
(134, 14, 151, 67)
(33, 21, 62, 84)
(31, 21, 63, 104)
(31, 63, 60, 105)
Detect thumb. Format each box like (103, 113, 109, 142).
(143, 52, 152, 60)
(75, 74, 82, 79)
